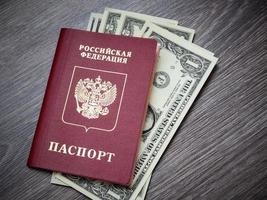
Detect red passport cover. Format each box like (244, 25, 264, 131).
(27, 28, 157, 186)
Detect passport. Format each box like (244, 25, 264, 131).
(27, 28, 158, 186)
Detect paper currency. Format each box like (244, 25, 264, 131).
(137, 21, 195, 42)
(127, 25, 217, 200)
(51, 172, 68, 186)
(87, 13, 102, 32)
(55, 20, 218, 200)
(116, 15, 179, 36)
(51, 173, 150, 200)
(52, 173, 151, 200)
(140, 23, 214, 56)
(98, 8, 178, 34)
(135, 176, 151, 200)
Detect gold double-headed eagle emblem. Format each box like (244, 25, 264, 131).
(74, 76, 117, 119)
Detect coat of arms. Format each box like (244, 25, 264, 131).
(74, 76, 117, 119)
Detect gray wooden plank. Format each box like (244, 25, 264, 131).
(0, 0, 266, 199)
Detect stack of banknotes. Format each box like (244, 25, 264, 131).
(51, 7, 218, 200)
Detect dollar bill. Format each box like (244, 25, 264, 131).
(98, 7, 178, 34)
(87, 13, 102, 32)
(51, 172, 68, 186)
(98, 8, 122, 34)
(135, 175, 151, 200)
(116, 15, 146, 36)
(137, 21, 194, 42)
(140, 23, 214, 56)
(55, 22, 218, 200)
(157, 24, 194, 42)
(52, 173, 151, 200)
(115, 15, 178, 37)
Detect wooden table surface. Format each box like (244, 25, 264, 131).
(0, 0, 266, 199)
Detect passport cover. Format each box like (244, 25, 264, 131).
(27, 28, 157, 186)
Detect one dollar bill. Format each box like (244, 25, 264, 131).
(137, 21, 195, 42)
(139, 23, 214, 56)
(87, 13, 102, 32)
(51, 173, 151, 200)
(116, 15, 179, 37)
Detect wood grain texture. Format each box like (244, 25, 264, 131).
(0, 0, 266, 199)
